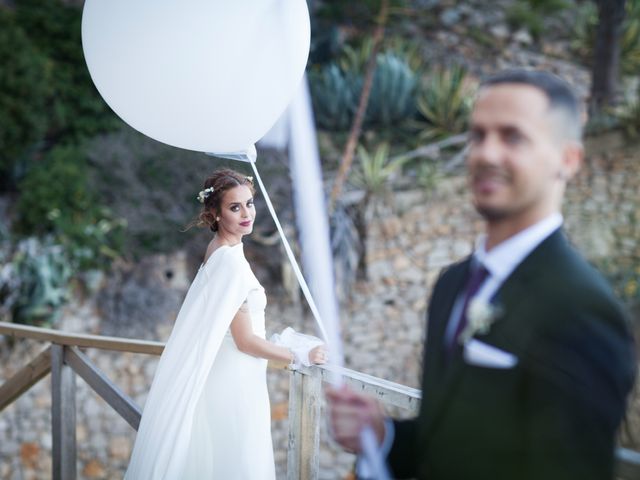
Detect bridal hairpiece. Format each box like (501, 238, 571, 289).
(197, 186, 215, 204)
(246, 176, 253, 183)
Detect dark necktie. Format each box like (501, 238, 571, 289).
(449, 263, 490, 350)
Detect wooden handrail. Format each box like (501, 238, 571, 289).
(0, 321, 164, 355)
(1, 322, 639, 480)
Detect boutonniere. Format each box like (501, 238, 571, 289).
(459, 298, 503, 345)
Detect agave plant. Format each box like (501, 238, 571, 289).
(309, 37, 423, 132)
(416, 65, 475, 141)
(330, 203, 361, 299)
(364, 52, 419, 127)
(339, 37, 420, 128)
(386, 37, 424, 73)
(338, 37, 375, 74)
(351, 142, 408, 196)
(339, 36, 423, 73)
(309, 63, 357, 131)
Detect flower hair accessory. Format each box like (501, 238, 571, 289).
(246, 176, 253, 183)
(197, 186, 215, 204)
(459, 298, 503, 345)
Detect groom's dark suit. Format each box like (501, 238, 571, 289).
(387, 229, 636, 480)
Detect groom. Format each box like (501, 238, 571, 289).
(327, 69, 637, 480)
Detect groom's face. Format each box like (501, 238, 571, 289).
(466, 83, 571, 225)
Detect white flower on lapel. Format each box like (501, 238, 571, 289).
(459, 298, 503, 345)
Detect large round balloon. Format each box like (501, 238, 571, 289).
(81, 0, 310, 153)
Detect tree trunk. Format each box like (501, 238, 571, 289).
(329, 0, 389, 212)
(591, 0, 626, 112)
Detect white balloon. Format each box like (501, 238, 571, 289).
(81, 0, 310, 153)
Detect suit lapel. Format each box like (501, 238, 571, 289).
(492, 229, 567, 317)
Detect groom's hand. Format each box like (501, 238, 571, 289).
(326, 385, 385, 453)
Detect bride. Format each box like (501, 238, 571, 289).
(125, 168, 326, 479)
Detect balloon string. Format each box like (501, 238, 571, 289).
(250, 162, 330, 344)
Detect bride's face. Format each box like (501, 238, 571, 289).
(216, 185, 255, 238)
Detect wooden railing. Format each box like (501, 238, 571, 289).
(0, 321, 639, 480)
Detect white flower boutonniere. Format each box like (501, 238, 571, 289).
(459, 298, 503, 345)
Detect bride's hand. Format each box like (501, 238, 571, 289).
(308, 345, 327, 365)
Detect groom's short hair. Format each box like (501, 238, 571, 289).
(480, 69, 583, 142)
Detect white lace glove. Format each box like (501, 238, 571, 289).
(270, 327, 324, 368)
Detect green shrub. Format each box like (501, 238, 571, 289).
(416, 65, 475, 141)
(16, 144, 125, 270)
(0, 0, 120, 190)
(572, 0, 640, 75)
(570, 2, 598, 60)
(0, 7, 51, 184)
(616, 83, 640, 138)
(526, 0, 571, 13)
(18, 145, 94, 233)
(506, 0, 570, 40)
(416, 161, 442, 194)
(622, 2, 640, 75)
(505, 3, 545, 39)
(14, 0, 120, 141)
(314, 0, 403, 27)
(84, 128, 249, 257)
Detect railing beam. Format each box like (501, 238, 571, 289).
(300, 363, 421, 412)
(65, 346, 142, 430)
(0, 321, 164, 355)
(0, 345, 51, 412)
(51, 345, 76, 480)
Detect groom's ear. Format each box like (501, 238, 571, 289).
(560, 140, 583, 181)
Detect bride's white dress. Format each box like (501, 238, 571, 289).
(125, 243, 275, 479)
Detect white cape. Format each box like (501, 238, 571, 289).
(125, 243, 265, 479)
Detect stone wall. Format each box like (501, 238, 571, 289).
(1, 134, 639, 479)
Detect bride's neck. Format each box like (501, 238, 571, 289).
(214, 231, 243, 247)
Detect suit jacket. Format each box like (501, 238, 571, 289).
(387, 229, 636, 480)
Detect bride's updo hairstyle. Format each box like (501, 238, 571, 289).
(196, 168, 255, 232)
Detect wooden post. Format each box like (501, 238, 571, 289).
(287, 369, 322, 480)
(51, 345, 76, 480)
